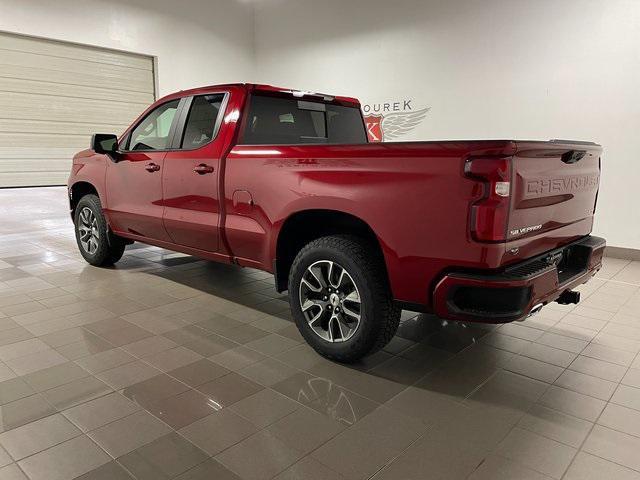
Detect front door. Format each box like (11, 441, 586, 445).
(105, 99, 180, 242)
(162, 93, 228, 252)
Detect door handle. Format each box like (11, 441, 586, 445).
(194, 163, 214, 175)
(145, 162, 160, 172)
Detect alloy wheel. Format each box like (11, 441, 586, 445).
(77, 207, 100, 255)
(298, 260, 362, 342)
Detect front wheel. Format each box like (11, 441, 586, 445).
(74, 194, 126, 266)
(288, 235, 401, 363)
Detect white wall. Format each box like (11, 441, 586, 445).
(1, 0, 638, 249)
(0, 0, 255, 97)
(253, 0, 640, 250)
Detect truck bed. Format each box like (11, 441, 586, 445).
(226, 138, 601, 309)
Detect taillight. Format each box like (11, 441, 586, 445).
(464, 157, 512, 242)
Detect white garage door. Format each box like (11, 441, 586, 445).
(0, 32, 155, 187)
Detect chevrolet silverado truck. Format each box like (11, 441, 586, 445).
(68, 83, 605, 362)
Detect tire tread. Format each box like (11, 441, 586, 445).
(74, 194, 125, 267)
(289, 234, 400, 362)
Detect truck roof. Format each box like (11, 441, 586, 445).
(160, 83, 360, 107)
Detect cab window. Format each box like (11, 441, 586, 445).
(180, 94, 225, 149)
(126, 99, 180, 151)
(240, 94, 367, 145)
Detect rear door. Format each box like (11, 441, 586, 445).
(161, 93, 229, 252)
(105, 99, 180, 241)
(507, 141, 601, 247)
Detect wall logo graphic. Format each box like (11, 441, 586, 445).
(362, 100, 430, 142)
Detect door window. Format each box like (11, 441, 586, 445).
(127, 99, 180, 151)
(180, 94, 225, 149)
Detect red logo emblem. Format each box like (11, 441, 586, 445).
(364, 114, 383, 142)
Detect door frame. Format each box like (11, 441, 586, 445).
(165, 93, 230, 150)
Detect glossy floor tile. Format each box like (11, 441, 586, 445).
(1, 187, 640, 479)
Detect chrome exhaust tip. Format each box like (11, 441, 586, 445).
(526, 303, 544, 319)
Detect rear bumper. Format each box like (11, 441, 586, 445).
(432, 235, 606, 323)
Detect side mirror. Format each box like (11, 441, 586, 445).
(91, 134, 119, 158)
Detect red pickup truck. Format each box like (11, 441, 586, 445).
(68, 83, 605, 362)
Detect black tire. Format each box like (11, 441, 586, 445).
(74, 194, 126, 266)
(288, 235, 401, 363)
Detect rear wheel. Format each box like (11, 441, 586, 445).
(74, 194, 126, 266)
(288, 235, 400, 363)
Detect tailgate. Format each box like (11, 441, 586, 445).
(507, 140, 601, 244)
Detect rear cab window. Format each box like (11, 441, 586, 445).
(240, 93, 367, 145)
(180, 94, 226, 149)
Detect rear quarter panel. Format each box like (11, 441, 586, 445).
(224, 141, 516, 306)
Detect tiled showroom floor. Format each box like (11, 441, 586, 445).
(1, 187, 640, 480)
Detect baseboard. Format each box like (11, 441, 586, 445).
(605, 246, 640, 261)
(0, 184, 65, 189)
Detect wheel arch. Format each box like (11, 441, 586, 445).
(273, 209, 388, 292)
(69, 181, 99, 216)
